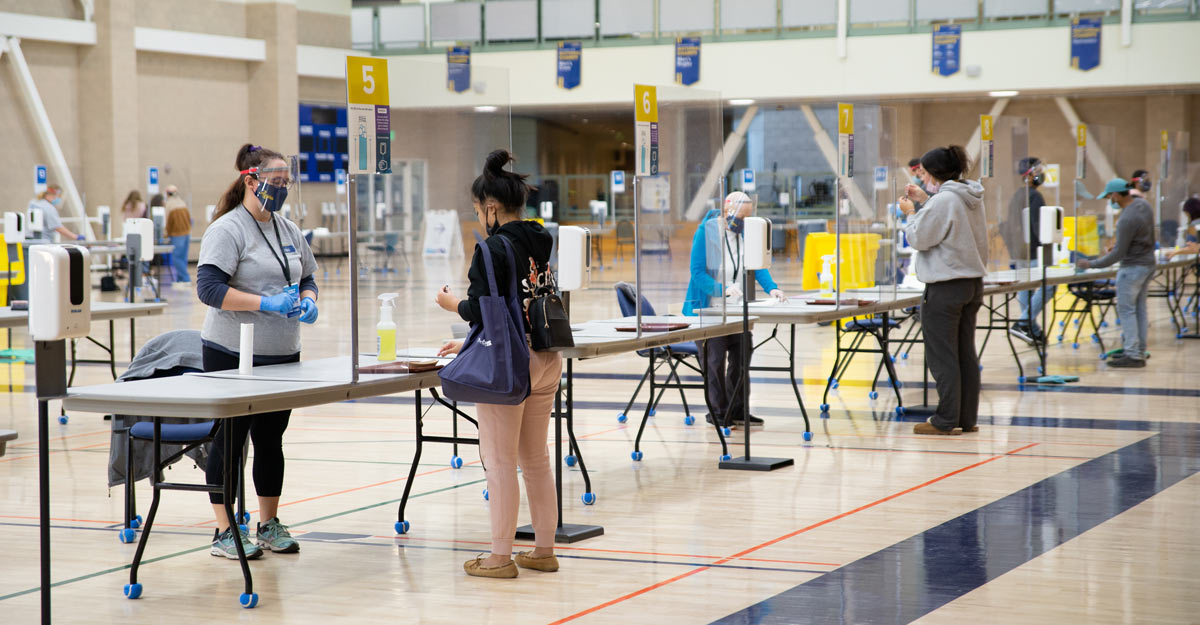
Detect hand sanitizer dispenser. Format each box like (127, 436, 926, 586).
(743, 217, 772, 270)
(125, 218, 155, 262)
(5, 212, 26, 243)
(28, 207, 44, 238)
(1039, 206, 1064, 244)
(557, 226, 591, 292)
(28, 244, 91, 340)
(151, 206, 166, 244)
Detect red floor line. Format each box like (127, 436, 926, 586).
(547, 442, 1037, 625)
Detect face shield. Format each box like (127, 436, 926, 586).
(243, 156, 299, 214)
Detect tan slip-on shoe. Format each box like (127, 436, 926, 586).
(464, 555, 518, 578)
(515, 551, 559, 572)
(913, 419, 961, 436)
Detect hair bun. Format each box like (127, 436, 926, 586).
(484, 149, 513, 177)
(236, 143, 257, 171)
(948, 145, 969, 172)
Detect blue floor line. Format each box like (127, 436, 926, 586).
(710, 418, 1200, 625)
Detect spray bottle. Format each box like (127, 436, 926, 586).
(819, 254, 835, 298)
(376, 293, 398, 362)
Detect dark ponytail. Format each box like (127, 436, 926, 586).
(214, 143, 283, 221)
(920, 145, 970, 184)
(471, 149, 536, 213)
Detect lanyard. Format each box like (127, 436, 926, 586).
(247, 208, 292, 285)
(724, 232, 741, 283)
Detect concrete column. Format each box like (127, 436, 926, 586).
(246, 0, 299, 156)
(78, 0, 138, 213)
(893, 102, 923, 167)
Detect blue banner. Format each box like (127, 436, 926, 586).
(556, 41, 581, 90)
(447, 45, 470, 93)
(931, 24, 961, 77)
(1070, 18, 1101, 71)
(675, 37, 700, 86)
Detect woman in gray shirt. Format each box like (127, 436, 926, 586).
(196, 144, 319, 560)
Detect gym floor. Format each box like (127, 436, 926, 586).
(0, 252, 1197, 624)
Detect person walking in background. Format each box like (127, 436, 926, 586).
(898, 146, 989, 436)
(1077, 179, 1156, 368)
(165, 185, 193, 285)
(28, 184, 83, 241)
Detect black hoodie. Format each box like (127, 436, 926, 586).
(456, 220, 555, 332)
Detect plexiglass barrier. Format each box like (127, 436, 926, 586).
(1159, 130, 1191, 250)
(978, 116, 1031, 283)
(1070, 124, 1118, 261)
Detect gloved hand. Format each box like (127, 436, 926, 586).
(770, 289, 787, 303)
(76, 234, 86, 241)
(259, 291, 298, 314)
(298, 297, 318, 324)
(726, 284, 743, 301)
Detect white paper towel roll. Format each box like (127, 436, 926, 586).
(239, 323, 254, 375)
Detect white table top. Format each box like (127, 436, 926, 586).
(0, 301, 166, 329)
(561, 316, 752, 359)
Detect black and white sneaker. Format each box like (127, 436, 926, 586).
(1008, 324, 1034, 345)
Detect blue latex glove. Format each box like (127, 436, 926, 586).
(260, 291, 297, 314)
(76, 234, 86, 240)
(298, 297, 318, 324)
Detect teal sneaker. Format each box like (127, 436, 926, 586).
(256, 517, 300, 553)
(211, 527, 263, 560)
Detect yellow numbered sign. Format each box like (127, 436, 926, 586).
(1161, 130, 1169, 151)
(347, 56, 389, 106)
(838, 103, 854, 135)
(346, 56, 391, 174)
(635, 85, 658, 123)
(980, 115, 994, 142)
(1077, 124, 1087, 147)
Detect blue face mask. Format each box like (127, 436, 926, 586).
(255, 181, 288, 213)
(726, 214, 744, 235)
(51, 197, 63, 207)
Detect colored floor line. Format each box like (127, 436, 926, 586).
(547, 442, 1038, 625)
(711, 418, 1200, 625)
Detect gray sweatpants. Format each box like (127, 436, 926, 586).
(921, 277, 984, 432)
(1115, 264, 1154, 360)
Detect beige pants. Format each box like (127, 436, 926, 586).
(476, 350, 562, 556)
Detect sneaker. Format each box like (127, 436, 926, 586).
(1008, 324, 1034, 345)
(913, 417, 961, 436)
(1107, 356, 1146, 368)
(256, 517, 300, 553)
(730, 414, 764, 426)
(211, 527, 263, 560)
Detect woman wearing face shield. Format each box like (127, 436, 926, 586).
(195, 143, 319, 560)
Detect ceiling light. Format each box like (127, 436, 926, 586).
(728, 99, 756, 106)
(474, 105, 499, 113)
(988, 90, 1019, 98)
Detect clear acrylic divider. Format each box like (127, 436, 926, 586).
(1071, 124, 1118, 262)
(978, 116, 1031, 285)
(633, 84, 724, 336)
(353, 61, 510, 377)
(1159, 130, 1191, 252)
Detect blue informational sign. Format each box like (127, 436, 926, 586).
(611, 170, 625, 194)
(34, 165, 47, 193)
(675, 37, 700, 86)
(931, 24, 961, 77)
(147, 167, 159, 194)
(335, 169, 347, 195)
(448, 46, 471, 93)
(742, 168, 756, 192)
(557, 41, 581, 90)
(873, 166, 889, 190)
(1070, 18, 1101, 71)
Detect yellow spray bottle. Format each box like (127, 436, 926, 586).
(376, 293, 398, 362)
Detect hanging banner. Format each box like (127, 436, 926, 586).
(675, 37, 700, 86)
(34, 165, 47, 194)
(634, 85, 658, 177)
(931, 24, 961, 77)
(980, 115, 995, 178)
(1159, 130, 1169, 179)
(346, 56, 391, 175)
(611, 170, 625, 194)
(837, 103, 854, 178)
(447, 46, 471, 93)
(1070, 18, 1101, 71)
(1075, 125, 1087, 180)
(557, 41, 581, 90)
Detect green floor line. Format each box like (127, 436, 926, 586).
(0, 477, 488, 602)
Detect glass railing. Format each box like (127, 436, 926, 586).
(352, 0, 1197, 54)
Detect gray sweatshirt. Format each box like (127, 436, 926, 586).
(904, 179, 989, 283)
(1089, 197, 1155, 268)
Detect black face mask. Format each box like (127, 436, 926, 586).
(726, 214, 744, 235)
(1031, 173, 1045, 187)
(486, 209, 501, 236)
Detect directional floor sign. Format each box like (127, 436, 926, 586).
(347, 56, 391, 175)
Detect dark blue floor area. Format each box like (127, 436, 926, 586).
(712, 419, 1200, 625)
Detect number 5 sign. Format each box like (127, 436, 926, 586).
(346, 56, 391, 174)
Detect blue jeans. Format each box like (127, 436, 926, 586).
(1017, 284, 1056, 332)
(169, 235, 190, 283)
(1115, 264, 1154, 359)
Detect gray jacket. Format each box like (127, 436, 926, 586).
(904, 180, 989, 283)
(1090, 197, 1155, 268)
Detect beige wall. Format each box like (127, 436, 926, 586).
(0, 0, 79, 19)
(134, 0, 247, 35)
(297, 11, 350, 48)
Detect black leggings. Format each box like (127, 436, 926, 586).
(203, 346, 298, 504)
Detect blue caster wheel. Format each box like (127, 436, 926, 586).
(565, 455, 577, 467)
(720, 454, 732, 462)
(1099, 353, 1108, 360)
(895, 406, 906, 416)
(684, 415, 695, 426)
(802, 431, 813, 442)
(1072, 343, 1079, 349)
(582, 492, 596, 505)
(1058, 320, 1065, 328)
(631, 450, 643, 461)
(616, 413, 627, 424)
(482, 489, 489, 501)
(868, 391, 879, 400)
(1091, 334, 1100, 343)
(123, 583, 142, 600)
(119, 528, 136, 544)
(888, 355, 895, 363)
(1056, 334, 1064, 342)
(1073, 319, 1080, 326)
(721, 427, 732, 437)
(819, 403, 829, 412)
(1018, 376, 1027, 383)
(901, 353, 909, 360)
(979, 365, 984, 372)
(1116, 318, 1121, 326)
(238, 511, 250, 525)
(58, 415, 68, 425)
(238, 524, 249, 535)
(239, 592, 258, 609)
(130, 514, 143, 529)
(832, 380, 839, 389)
(1178, 333, 1185, 339)
(395, 520, 410, 534)
(648, 408, 656, 417)
(895, 381, 903, 389)
(1037, 366, 1044, 374)
(1100, 321, 1108, 328)
(450, 456, 464, 469)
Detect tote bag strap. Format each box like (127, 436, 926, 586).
(473, 232, 501, 297)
